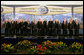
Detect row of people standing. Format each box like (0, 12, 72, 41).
(5, 18, 80, 37)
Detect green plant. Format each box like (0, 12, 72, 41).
(30, 45, 48, 54)
(69, 42, 83, 53)
(1, 43, 15, 53)
(15, 40, 37, 50)
(1, 40, 83, 54)
(42, 40, 67, 51)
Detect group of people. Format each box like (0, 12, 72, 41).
(4, 18, 80, 37)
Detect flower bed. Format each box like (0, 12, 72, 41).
(1, 43, 16, 53)
(15, 40, 37, 50)
(69, 42, 83, 53)
(1, 40, 83, 54)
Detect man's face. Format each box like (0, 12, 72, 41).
(44, 18, 46, 21)
(23, 19, 25, 22)
(70, 18, 73, 22)
(39, 19, 41, 21)
(49, 18, 51, 21)
(33, 19, 35, 22)
(71, 18, 72, 21)
(75, 19, 77, 22)
(12, 21, 14, 23)
(5, 19, 8, 22)
(53, 20, 55, 22)
(59, 21, 60, 24)
(75, 19, 78, 23)
(70, 20, 72, 23)
(8, 19, 10, 22)
(27, 19, 29, 21)
(56, 19, 58, 22)
(64, 18, 66, 21)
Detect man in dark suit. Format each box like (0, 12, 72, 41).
(48, 18, 53, 36)
(37, 18, 42, 36)
(41, 20, 44, 36)
(8, 19, 12, 36)
(52, 20, 56, 36)
(74, 19, 80, 38)
(26, 19, 31, 36)
(10, 20, 14, 36)
(20, 19, 24, 36)
(57, 20, 61, 38)
(6, 20, 11, 36)
(23, 20, 28, 36)
(30, 19, 36, 36)
(18, 20, 22, 36)
(68, 18, 74, 38)
(5, 19, 9, 36)
(16, 20, 20, 36)
(62, 18, 67, 38)
(55, 19, 58, 36)
(43, 18, 48, 36)
(17, 20, 21, 36)
(33, 20, 38, 36)
(13, 20, 18, 36)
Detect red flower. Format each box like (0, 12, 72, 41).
(46, 43, 49, 45)
(37, 45, 41, 48)
(43, 46, 47, 50)
(41, 49, 45, 52)
(37, 48, 41, 51)
(3, 43, 6, 45)
(47, 44, 50, 46)
(52, 43, 55, 46)
(38, 52, 41, 54)
(46, 43, 50, 46)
